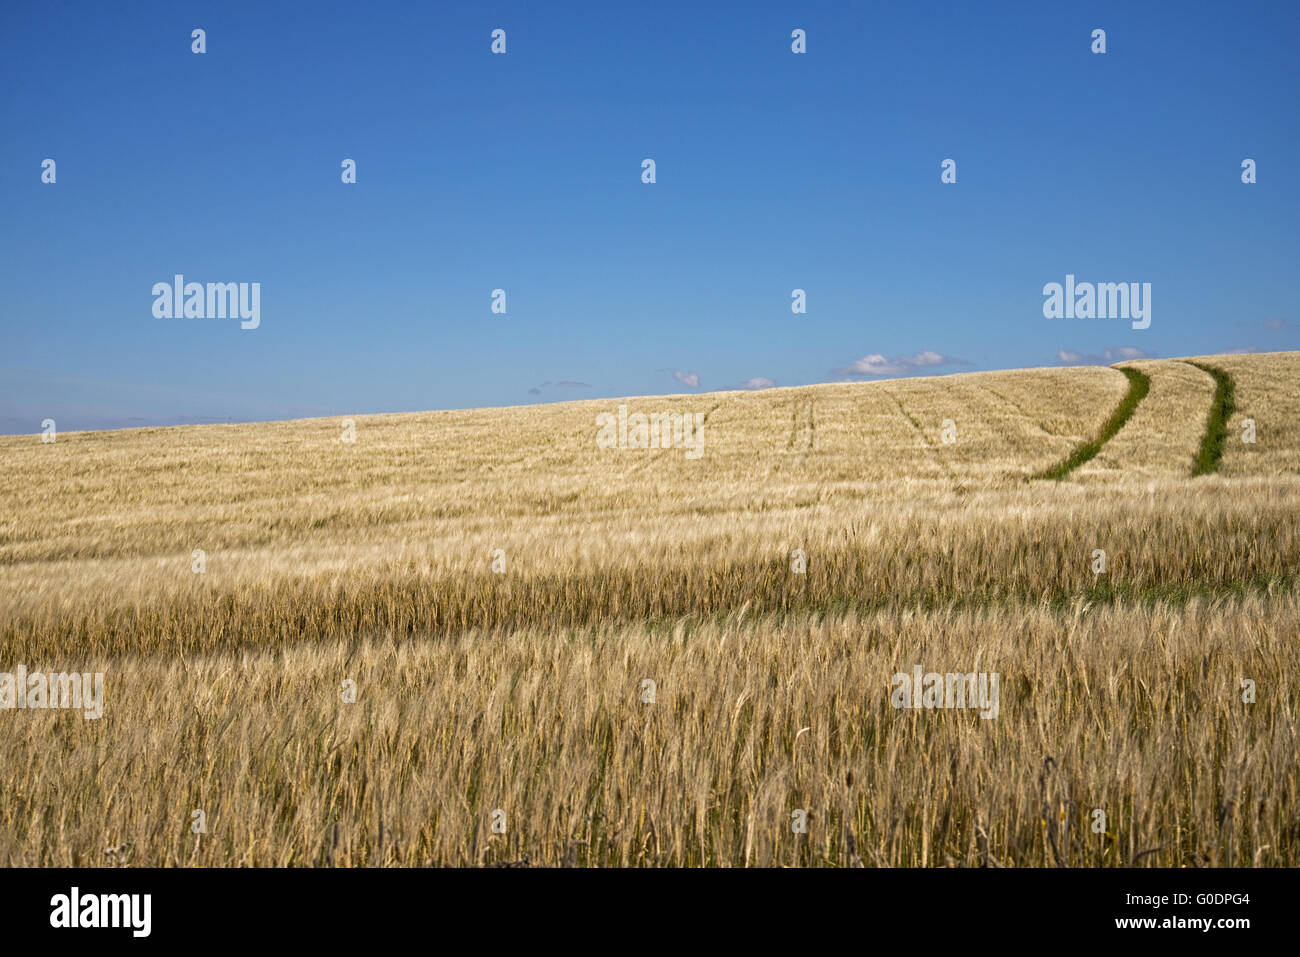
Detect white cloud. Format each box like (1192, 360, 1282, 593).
(1104, 346, 1150, 361)
(672, 370, 700, 388)
(833, 351, 965, 378)
(1057, 347, 1154, 365)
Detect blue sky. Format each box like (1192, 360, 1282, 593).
(2, 0, 1297, 433)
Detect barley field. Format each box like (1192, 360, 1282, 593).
(1, 352, 1297, 867)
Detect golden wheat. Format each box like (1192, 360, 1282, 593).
(1, 352, 1296, 866)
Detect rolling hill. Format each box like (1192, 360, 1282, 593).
(1, 352, 1297, 867)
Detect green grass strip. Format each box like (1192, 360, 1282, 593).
(1035, 365, 1150, 480)
(1185, 360, 1236, 476)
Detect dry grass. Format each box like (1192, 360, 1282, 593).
(0, 352, 1297, 866)
(1, 596, 1294, 868)
(1196, 351, 1300, 475)
(1075, 359, 1215, 479)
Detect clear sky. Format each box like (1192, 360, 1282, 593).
(2, 0, 1297, 433)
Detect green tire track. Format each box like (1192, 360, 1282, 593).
(1184, 360, 1237, 476)
(1035, 365, 1151, 480)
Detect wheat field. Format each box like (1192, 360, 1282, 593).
(1, 352, 1297, 866)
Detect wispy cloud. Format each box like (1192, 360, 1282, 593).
(1056, 346, 1154, 365)
(671, 370, 701, 388)
(719, 376, 777, 391)
(832, 350, 966, 379)
(528, 380, 590, 395)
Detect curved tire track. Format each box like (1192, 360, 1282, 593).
(1035, 365, 1151, 481)
(881, 386, 963, 492)
(1183, 360, 1237, 476)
